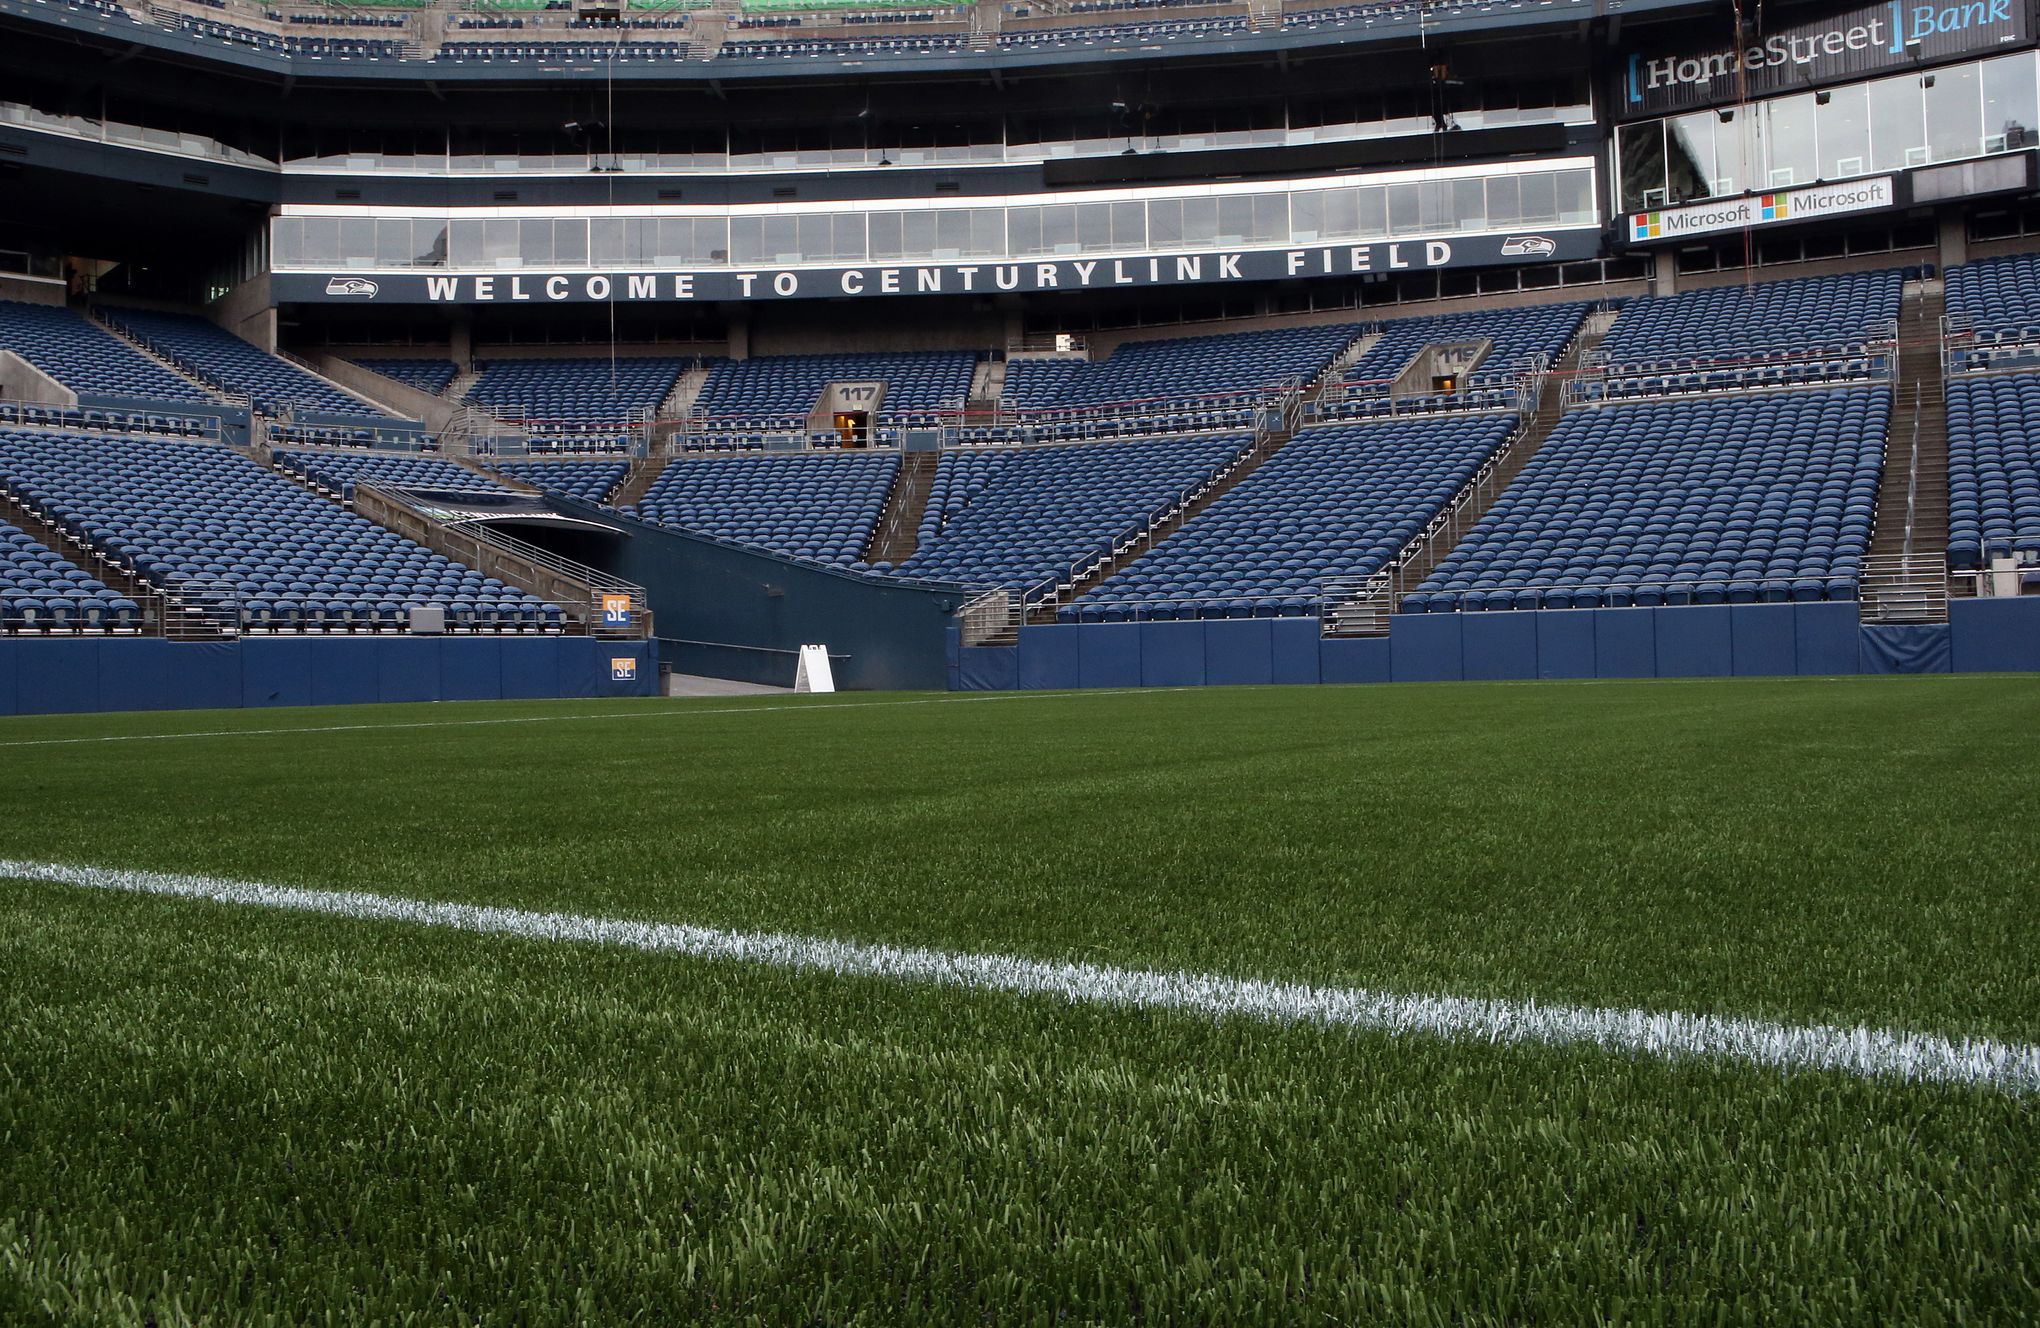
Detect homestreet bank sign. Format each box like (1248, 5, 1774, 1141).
(1619, 0, 2029, 118)
(273, 231, 1598, 305)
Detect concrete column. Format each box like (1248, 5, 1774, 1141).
(1651, 252, 1678, 297)
(726, 310, 750, 361)
(1937, 211, 1968, 275)
(449, 314, 473, 368)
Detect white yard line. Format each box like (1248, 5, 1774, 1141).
(5, 857, 2034, 1094)
(0, 688, 1177, 749)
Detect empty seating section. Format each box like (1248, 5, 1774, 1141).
(1944, 374, 2040, 568)
(1944, 254, 2040, 370)
(1592, 271, 1903, 394)
(1408, 388, 1888, 610)
(466, 357, 684, 449)
(1320, 303, 1590, 417)
(353, 358, 460, 395)
(717, 34, 965, 55)
(1000, 324, 1360, 439)
(998, 16, 1248, 44)
(0, 300, 213, 404)
(0, 519, 140, 631)
(896, 433, 1250, 592)
(0, 400, 215, 439)
(438, 40, 688, 59)
(96, 308, 380, 416)
(0, 430, 559, 631)
(692, 352, 976, 439)
(490, 460, 630, 503)
(1076, 414, 1516, 618)
(274, 451, 500, 499)
(626, 452, 898, 564)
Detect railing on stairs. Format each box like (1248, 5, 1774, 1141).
(956, 586, 1023, 646)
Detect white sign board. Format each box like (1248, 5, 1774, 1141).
(794, 644, 836, 694)
(1628, 177, 1896, 243)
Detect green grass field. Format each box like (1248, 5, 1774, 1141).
(2, 677, 2036, 1324)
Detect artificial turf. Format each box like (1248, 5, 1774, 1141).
(1, 676, 2036, 1323)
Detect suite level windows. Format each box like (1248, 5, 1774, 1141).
(1616, 49, 2040, 212)
(271, 163, 1598, 274)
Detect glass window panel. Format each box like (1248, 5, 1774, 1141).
(1981, 51, 2038, 150)
(338, 217, 376, 267)
(968, 211, 1001, 258)
(1484, 177, 1520, 229)
(1041, 204, 1077, 253)
(1354, 186, 1386, 238)
(1519, 173, 1558, 225)
(1253, 194, 1287, 242)
(1215, 196, 1253, 243)
(1386, 183, 1421, 235)
(1923, 63, 1982, 162)
(482, 219, 519, 266)
(1181, 198, 1218, 245)
(902, 209, 937, 259)
(869, 212, 903, 262)
(1868, 72, 1927, 171)
(729, 216, 764, 264)
(1619, 120, 1671, 209)
(1009, 207, 1043, 256)
(1453, 177, 1487, 231)
(375, 219, 412, 267)
(1817, 83, 1872, 179)
(761, 216, 798, 261)
(1075, 203, 1112, 252)
(835, 213, 868, 263)
(1557, 171, 1592, 226)
(413, 221, 448, 268)
(553, 219, 586, 267)
(1292, 190, 1324, 241)
(447, 220, 484, 268)
(1111, 201, 1144, 249)
(273, 218, 302, 267)
(591, 218, 626, 266)
(518, 218, 552, 265)
(1762, 93, 1817, 188)
(1147, 199, 1182, 246)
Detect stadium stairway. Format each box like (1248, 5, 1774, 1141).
(74, 311, 220, 403)
(1355, 310, 1613, 614)
(1861, 278, 1954, 623)
(661, 363, 712, 421)
(444, 366, 484, 402)
(865, 450, 937, 566)
(609, 454, 670, 510)
(0, 480, 154, 611)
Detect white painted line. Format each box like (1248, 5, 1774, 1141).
(5, 858, 2034, 1094)
(0, 688, 1180, 750)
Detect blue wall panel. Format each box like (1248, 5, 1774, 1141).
(1593, 609, 1656, 678)
(1389, 613, 1464, 682)
(242, 639, 314, 709)
(1138, 621, 1205, 687)
(1078, 624, 1142, 689)
(1794, 602, 1862, 675)
(17, 639, 101, 714)
(1655, 605, 1733, 678)
(439, 638, 504, 702)
(499, 639, 562, 700)
(1203, 619, 1274, 686)
(1950, 597, 2040, 673)
(1729, 604, 1798, 678)
(1860, 624, 1953, 674)
(590, 641, 656, 697)
(1319, 636, 1391, 684)
(548, 637, 601, 699)
(1270, 619, 1321, 685)
(1461, 612, 1538, 681)
(378, 640, 443, 704)
(176, 642, 244, 712)
(310, 639, 382, 707)
(0, 640, 15, 715)
(1535, 611, 1596, 680)
(96, 639, 171, 713)
(1017, 625, 1083, 691)
(957, 644, 1019, 692)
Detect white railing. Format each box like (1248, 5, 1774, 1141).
(1858, 554, 1949, 623)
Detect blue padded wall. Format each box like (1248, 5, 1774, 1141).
(1593, 609, 1656, 678)
(1203, 619, 1274, 686)
(439, 638, 505, 702)
(1139, 621, 1205, 687)
(1018, 624, 1083, 690)
(1319, 636, 1390, 684)
(1078, 624, 1142, 689)
(1949, 597, 2040, 673)
(958, 644, 1020, 691)
(1794, 601, 1862, 674)
(1860, 624, 1953, 674)
(243, 639, 315, 708)
(17, 638, 101, 714)
(1270, 619, 1321, 684)
(1535, 610, 1596, 679)
(1730, 604, 1798, 677)
(1461, 612, 1538, 681)
(1389, 613, 1464, 682)
(95, 638, 170, 713)
(1654, 605, 1733, 678)
(0, 637, 14, 714)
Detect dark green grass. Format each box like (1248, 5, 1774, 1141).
(2, 880, 2035, 1327)
(0, 677, 2035, 1038)
(1, 677, 2037, 1323)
